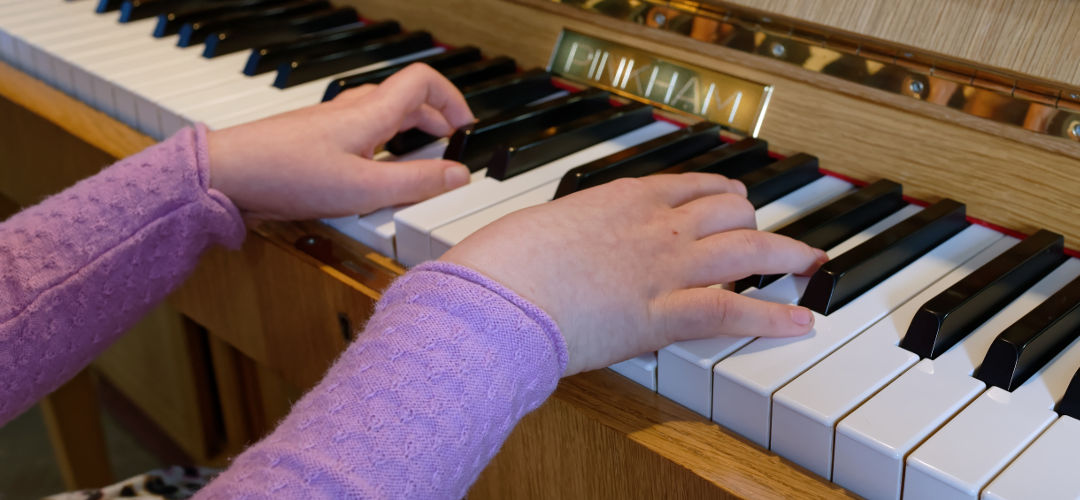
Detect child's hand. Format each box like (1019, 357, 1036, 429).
(440, 173, 828, 376)
(207, 63, 475, 220)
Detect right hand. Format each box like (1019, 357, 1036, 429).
(440, 173, 828, 376)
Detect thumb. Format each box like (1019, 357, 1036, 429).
(357, 159, 471, 211)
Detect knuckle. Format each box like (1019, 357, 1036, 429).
(711, 292, 735, 327)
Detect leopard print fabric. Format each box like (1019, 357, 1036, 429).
(44, 466, 219, 500)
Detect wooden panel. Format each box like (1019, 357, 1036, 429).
(40, 370, 114, 490)
(94, 305, 223, 462)
(718, 0, 1080, 87)
(472, 369, 853, 499)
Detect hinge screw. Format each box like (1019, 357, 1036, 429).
(909, 80, 925, 95)
(771, 42, 786, 58)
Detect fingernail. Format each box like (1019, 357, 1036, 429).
(733, 180, 748, 196)
(790, 307, 814, 326)
(444, 164, 470, 189)
(815, 248, 829, 264)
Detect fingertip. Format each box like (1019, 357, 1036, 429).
(789, 306, 814, 329)
(732, 179, 748, 197)
(443, 163, 470, 189)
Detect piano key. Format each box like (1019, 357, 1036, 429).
(900, 229, 1066, 359)
(712, 215, 1005, 448)
(382, 69, 560, 156)
(656, 137, 771, 179)
(273, 31, 434, 88)
(154, 0, 295, 38)
(609, 354, 658, 391)
(799, 198, 969, 315)
(553, 121, 723, 198)
(444, 88, 614, 172)
(485, 102, 656, 181)
(177, 0, 331, 47)
(242, 21, 400, 75)
(120, 0, 208, 22)
(1056, 366, 1080, 419)
(903, 293, 1080, 500)
(982, 416, 1080, 500)
(437, 56, 518, 91)
(975, 272, 1080, 391)
(316, 47, 492, 100)
(202, 6, 360, 57)
(770, 232, 1009, 479)
(394, 120, 680, 267)
(737, 153, 822, 209)
(656, 199, 916, 418)
(97, 0, 124, 12)
(832, 258, 1080, 500)
(734, 179, 905, 292)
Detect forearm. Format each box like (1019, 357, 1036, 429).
(0, 125, 245, 425)
(197, 262, 568, 499)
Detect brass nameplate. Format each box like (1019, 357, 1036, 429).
(549, 30, 772, 136)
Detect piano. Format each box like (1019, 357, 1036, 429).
(2, 0, 1080, 498)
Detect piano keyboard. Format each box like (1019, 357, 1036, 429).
(5, 1, 1080, 499)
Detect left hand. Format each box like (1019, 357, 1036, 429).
(206, 63, 475, 220)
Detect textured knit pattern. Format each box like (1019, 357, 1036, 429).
(0, 126, 569, 498)
(196, 261, 567, 499)
(0, 124, 244, 425)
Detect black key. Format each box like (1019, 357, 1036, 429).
(899, 230, 1066, 359)
(97, 0, 125, 12)
(486, 102, 656, 180)
(1056, 367, 1080, 419)
(739, 153, 822, 208)
(553, 121, 722, 198)
(320, 47, 487, 100)
(177, 0, 330, 47)
(658, 137, 770, 179)
(799, 199, 969, 315)
(384, 69, 559, 156)
(120, 0, 190, 22)
(733, 179, 905, 292)
(440, 56, 518, 90)
(975, 272, 1080, 391)
(155, 0, 293, 37)
(202, 7, 358, 57)
(444, 89, 614, 172)
(273, 31, 434, 88)
(243, 21, 400, 75)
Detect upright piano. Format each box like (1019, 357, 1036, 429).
(2, 0, 1079, 498)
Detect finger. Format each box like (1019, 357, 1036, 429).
(655, 288, 814, 343)
(400, 103, 456, 137)
(333, 83, 379, 103)
(644, 172, 747, 207)
(376, 63, 474, 129)
(685, 230, 828, 286)
(675, 192, 757, 239)
(351, 158, 471, 212)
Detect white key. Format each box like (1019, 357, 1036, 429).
(833, 258, 1080, 500)
(712, 219, 999, 448)
(904, 290, 1080, 500)
(769, 232, 1007, 479)
(393, 121, 680, 267)
(610, 354, 658, 391)
(982, 415, 1080, 500)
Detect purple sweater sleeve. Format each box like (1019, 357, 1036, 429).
(0, 125, 245, 425)
(196, 261, 568, 499)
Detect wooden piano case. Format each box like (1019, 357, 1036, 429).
(2, 0, 1079, 497)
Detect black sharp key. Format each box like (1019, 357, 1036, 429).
(739, 153, 822, 208)
(178, 0, 330, 47)
(97, 0, 125, 12)
(384, 69, 559, 155)
(975, 272, 1080, 391)
(486, 102, 656, 180)
(658, 137, 770, 178)
(155, 0, 294, 37)
(1056, 367, 1080, 419)
(203, 7, 358, 57)
(799, 199, 970, 315)
(899, 230, 1067, 358)
(243, 21, 400, 75)
(120, 0, 191, 22)
(440, 56, 517, 90)
(733, 179, 905, 292)
(273, 31, 434, 88)
(320, 47, 487, 100)
(553, 121, 722, 198)
(444, 88, 614, 172)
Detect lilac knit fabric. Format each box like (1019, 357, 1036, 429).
(0, 126, 569, 498)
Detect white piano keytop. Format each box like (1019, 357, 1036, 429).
(610, 354, 658, 391)
(982, 416, 1080, 500)
(833, 258, 1080, 500)
(769, 231, 1008, 479)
